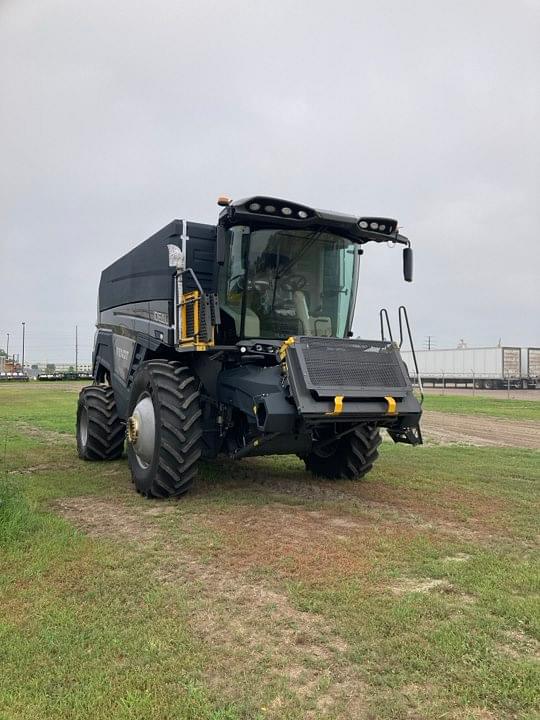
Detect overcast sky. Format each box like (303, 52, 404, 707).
(1, 0, 538, 364)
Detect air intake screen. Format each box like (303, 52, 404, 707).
(287, 337, 410, 398)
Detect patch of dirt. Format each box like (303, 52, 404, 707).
(390, 578, 450, 595)
(462, 710, 498, 720)
(389, 576, 476, 605)
(498, 629, 540, 661)
(200, 504, 423, 582)
(443, 553, 472, 563)
(351, 483, 518, 544)
(13, 421, 72, 445)
(54, 498, 158, 542)
(53, 496, 370, 718)
(8, 463, 53, 475)
(231, 467, 517, 545)
(421, 411, 540, 449)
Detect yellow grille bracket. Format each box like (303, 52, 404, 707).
(384, 396, 397, 415)
(326, 395, 344, 416)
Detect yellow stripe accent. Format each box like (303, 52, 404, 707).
(326, 395, 344, 416)
(385, 395, 397, 414)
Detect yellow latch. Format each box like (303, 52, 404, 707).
(384, 396, 397, 415)
(278, 336, 296, 362)
(326, 395, 344, 416)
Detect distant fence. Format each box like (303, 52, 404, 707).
(37, 372, 93, 381)
(0, 372, 92, 383)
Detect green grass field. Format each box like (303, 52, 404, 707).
(0, 382, 539, 720)
(423, 394, 540, 422)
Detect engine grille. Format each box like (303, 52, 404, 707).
(305, 357, 406, 387)
(289, 337, 410, 397)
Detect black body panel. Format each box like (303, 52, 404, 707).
(98, 220, 217, 315)
(217, 364, 297, 434)
(92, 329, 114, 381)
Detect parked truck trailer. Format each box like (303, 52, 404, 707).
(401, 346, 540, 389)
(524, 348, 540, 386)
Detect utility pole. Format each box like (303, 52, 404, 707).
(75, 325, 78, 374)
(21, 322, 26, 374)
(6, 332, 9, 359)
(425, 335, 434, 350)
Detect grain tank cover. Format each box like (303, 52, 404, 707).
(98, 220, 217, 312)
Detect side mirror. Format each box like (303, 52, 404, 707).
(216, 226, 226, 265)
(403, 247, 413, 282)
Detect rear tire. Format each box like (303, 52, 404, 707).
(303, 424, 382, 480)
(76, 386, 124, 460)
(126, 360, 202, 498)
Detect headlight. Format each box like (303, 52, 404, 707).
(264, 205, 276, 213)
(281, 207, 292, 216)
(298, 210, 308, 219)
(249, 202, 261, 211)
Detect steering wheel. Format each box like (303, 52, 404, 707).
(229, 274, 272, 293)
(228, 273, 246, 292)
(281, 274, 306, 291)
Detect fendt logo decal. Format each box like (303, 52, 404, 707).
(115, 346, 130, 361)
(152, 311, 168, 324)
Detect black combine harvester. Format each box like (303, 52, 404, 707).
(77, 196, 422, 497)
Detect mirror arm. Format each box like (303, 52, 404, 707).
(395, 232, 410, 247)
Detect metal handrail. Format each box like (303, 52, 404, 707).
(379, 308, 394, 343)
(398, 305, 424, 403)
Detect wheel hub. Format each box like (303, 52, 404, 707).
(127, 415, 139, 443)
(128, 394, 156, 469)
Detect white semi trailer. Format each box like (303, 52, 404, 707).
(400, 346, 540, 389)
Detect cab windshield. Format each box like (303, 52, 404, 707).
(219, 226, 358, 339)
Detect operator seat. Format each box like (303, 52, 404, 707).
(293, 291, 332, 337)
(293, 291, 312, 334)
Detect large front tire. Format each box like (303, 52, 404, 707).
(126, 361, 202, 498)
(76, 386, 124, 461)
(303, 424, 382, 481)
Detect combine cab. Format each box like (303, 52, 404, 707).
(77, 196, 422, 497)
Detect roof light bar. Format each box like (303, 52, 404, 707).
(239, 197, 315, 221)
(358, 217, 397, 236)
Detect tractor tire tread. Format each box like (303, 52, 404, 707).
(303, 424, 381, 481)
(128, 361, 202, 498)
(77, 385, 124, 461)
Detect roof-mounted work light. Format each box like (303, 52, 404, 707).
(234, 196, 315, 222)
(358, 217, 398, 235)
